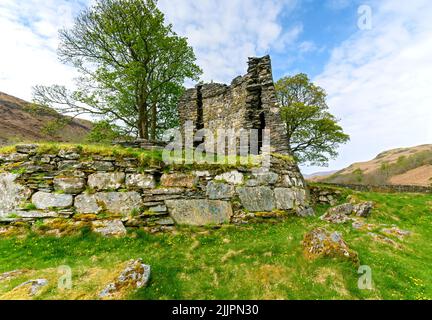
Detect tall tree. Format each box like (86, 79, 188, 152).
(33, 0, 201, 140)
(275, 73, 350, 166)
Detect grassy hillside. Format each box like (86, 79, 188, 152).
(320, 145, 432, 186)
(0, 91, 92, 146)
(1, 188, 431, 300)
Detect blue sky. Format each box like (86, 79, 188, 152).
(0, 0, 431, 174)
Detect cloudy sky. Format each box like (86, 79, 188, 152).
(0, 0, 431, 173)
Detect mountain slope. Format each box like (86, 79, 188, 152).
(0, 91, 92, 145)
(318, 144, 432, 186)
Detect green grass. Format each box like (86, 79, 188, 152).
(1, 190, 432, 300)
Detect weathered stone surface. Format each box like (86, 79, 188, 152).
(215, 171, 244, 185)
(274, 188, 295, 210)
(0, 269, 28, 281)
(381, 227, 411, 239)
(53, 177, 85, 194)
(165, 199, 232, 225)
(5, 153, 29, 162)
(58, 160, 82, 171)
(59, 149, 80, 160)
(160, 173, 196, 188)
(236, 187, 274, 212)
(32, 191, 73, 210)
(320, 211, 351, 224)
(148, 205, 167, 213)
(206, 181, 235, 199)
(293, 188, 307, 206)
(99, 259, 150, 298)
(126, 174, 156, 189)
(296, 207, 315, 217)
(254, 171, 279, 185)
(10, 211, 64, 219)
(74, 194, 102, 214)
(95, 192, 142, 216)
(353, 201, 374, 217)
(16, 144, 37, 154)
(15, 279, 48, 296)
(303, 228, 358, 263)
(155, 217, 175, 225)
(92, 161, 114, 171)
(0, 173, 32, 218)
(92, 220, 127, 237)
(88, 172, 125, 190)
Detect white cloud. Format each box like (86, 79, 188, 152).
(158, 0, 298, 83)
(0, 0, 87, 101)
(306, 0, 432, 173)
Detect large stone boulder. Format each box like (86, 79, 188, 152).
(95, 192, 142, 216)
(236, 187, 274, 212)
(53, 177, 85, 194)
(88, 172, 125, 191)
(353, 201, 374, 217)
(14, 279, 48, 296)
(99, 259, 151, 299)
(206, 181, 235, 200)
(75, 194, 102, 214)
(0, 173, 31, 218)
(273, 188, 295, 210)
(302, 228, 358, 264)
(32, 192, 73, 210)
(165, 199, 233, 226)
(126, 174, 156, 189)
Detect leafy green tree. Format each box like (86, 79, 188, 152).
(85, 120, 122, 144)
(33, 0, 201, 140)
(275, 73, 350, 166)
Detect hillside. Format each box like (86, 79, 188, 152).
(0, 91, 92, 145)
(315, 145, 432, 186)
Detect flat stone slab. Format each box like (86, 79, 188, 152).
(32, 191, 73, 210)
(236, 186, 274, 212)
(274, 188, 295, 210)
(0, 173, 32, 218)
(88, 172, 125, 191)
(165, 199, 233, 226)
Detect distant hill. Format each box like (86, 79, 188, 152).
(0, 91, 92, 145)
(317, 144, 432, 187)
(304, 170, 337, 181)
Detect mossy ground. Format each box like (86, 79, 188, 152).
(0, 190, 431, 300)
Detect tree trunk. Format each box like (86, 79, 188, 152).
(151, 101, 157, 140)
(138, 101, 149, 139)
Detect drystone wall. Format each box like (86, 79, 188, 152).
(0, 145, 313, 237)
(178, 56, 289, 154)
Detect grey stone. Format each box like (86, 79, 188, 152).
(99, 259, 150, 298)
(16, 144, 37, 154)
(126, 174, 156, 189)
(58, 149, 80, 160)
(95, 192, 142, 216)
(0, 173, 32, 218)
(10, 211, 63, 219)
(92, 161, 114, 171)
(206, 181, 235, 199)
(215, 171, 244, 185)
(165, 199, 233, 226)
(58, 160, 82, 171)
(53, 177, 85, 194)
(5, 153, 29, 162)
(353, 201, 374, 217)
(92, 220, 127, 237)
(31, 191, 73, 210)
(236, 187, 274, 212)
(274, 188, 295, 210)
(15, 279, 48, 296)
(156, 217, 175, 225)
(254, 171, 279, 185)
(160, 173, 197, 188)
(148, 205, 167, 213)
(74, 194, 102, 214)
(88, 172, 125, 190)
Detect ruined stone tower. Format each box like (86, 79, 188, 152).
(178, 55, 290, 154)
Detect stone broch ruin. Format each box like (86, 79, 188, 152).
(178, 55, 289, 154)
(0, 56, 313, 237)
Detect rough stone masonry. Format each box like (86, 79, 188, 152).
(0, 144, 313, 237)
(178, 55, 289, 154)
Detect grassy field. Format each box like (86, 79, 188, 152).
(0, 189, 431, 300)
